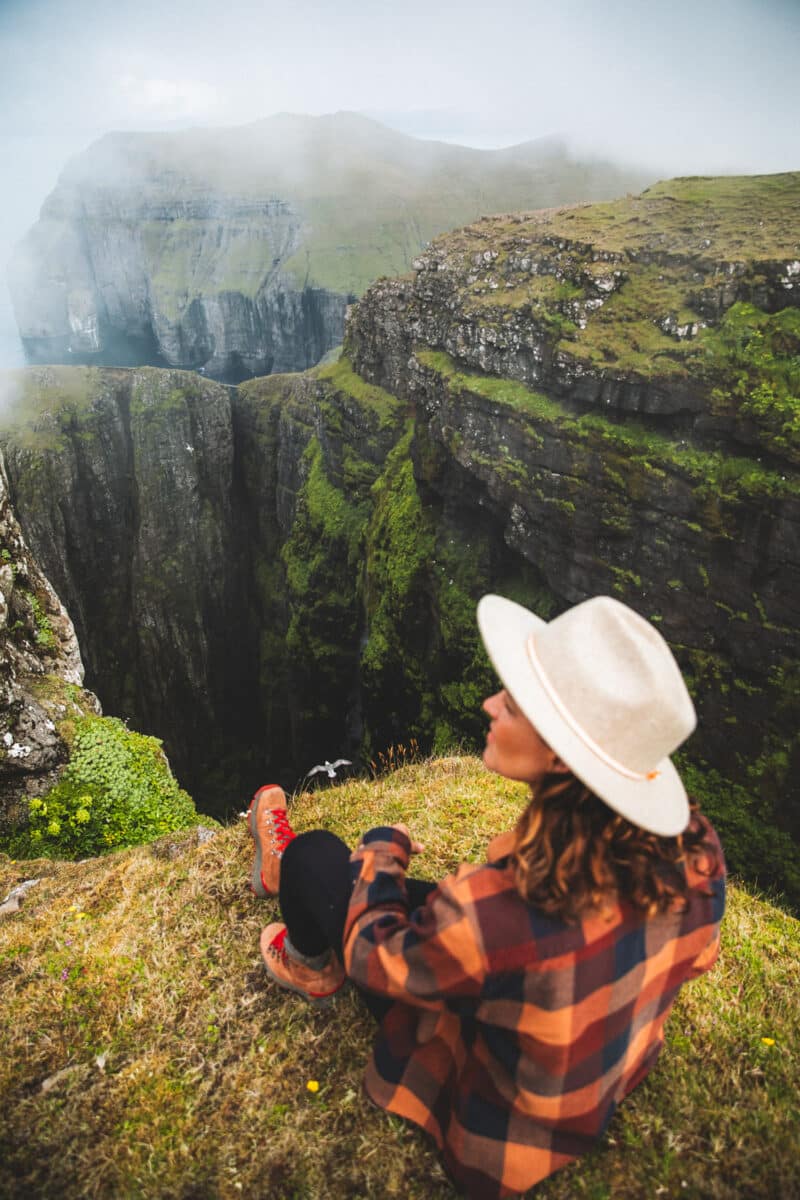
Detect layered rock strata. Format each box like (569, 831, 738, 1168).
(345, 173, 800, 861)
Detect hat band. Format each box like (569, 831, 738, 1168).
(525, 634, 659, 783)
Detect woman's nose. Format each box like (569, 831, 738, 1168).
(483, 691, 502, 716)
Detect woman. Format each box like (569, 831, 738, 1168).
(248, 594, 725, 1198)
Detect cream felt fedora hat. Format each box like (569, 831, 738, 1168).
(476, 594, 696, 836)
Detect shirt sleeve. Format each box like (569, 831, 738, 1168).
(343, 826, 486, 1008)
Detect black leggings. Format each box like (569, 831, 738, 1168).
(279, 830, 437, 1019)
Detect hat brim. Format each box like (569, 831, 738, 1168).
(477, 594, 690, 837)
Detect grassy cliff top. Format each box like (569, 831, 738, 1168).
(406, 172, 800, 406)
(0, 366, 110, 452)
(440, 171, 800, 263)
(1, 756, 797, 1199)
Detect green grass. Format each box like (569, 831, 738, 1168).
(1, 714, 199, 860)
(704, 303, 800, 463)
(1, 756, 797, 1198)
(417, 348, 567, 423)
(523, 172, 800, 261)
(314, 355, 404, 428)
(0, 366, 227, 455)
(140, 217, 294, 320)
(570, 263, 705, 377)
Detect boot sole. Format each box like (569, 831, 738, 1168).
(261, 956, 345, 1008)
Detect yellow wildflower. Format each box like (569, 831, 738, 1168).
(306, 1080, 320, 1094)
(761, 1037, 776, 1046)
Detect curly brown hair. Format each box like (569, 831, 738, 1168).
(510, 770, 719, 922)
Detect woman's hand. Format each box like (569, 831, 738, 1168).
(392, 822, 424, 855)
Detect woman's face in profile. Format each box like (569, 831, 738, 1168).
(482, 689, 561, 785)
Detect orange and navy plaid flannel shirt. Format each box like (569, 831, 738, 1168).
(343, 815, 725, 1199)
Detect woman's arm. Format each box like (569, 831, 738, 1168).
(343, 826, 487, 1007)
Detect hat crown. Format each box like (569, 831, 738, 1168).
(531, 597, 695, 775)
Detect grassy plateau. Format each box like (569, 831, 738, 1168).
(1, 756, 797, 1199)
(417, 172, 800, 391)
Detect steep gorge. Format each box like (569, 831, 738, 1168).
(2, 171, 799, 901)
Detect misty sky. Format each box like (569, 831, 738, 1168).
(1, 0, 799, 365)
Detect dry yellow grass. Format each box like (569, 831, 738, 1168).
(1, 756, 798, 1198)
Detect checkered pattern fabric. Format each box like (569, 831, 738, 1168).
(344, 815, 725, 1199)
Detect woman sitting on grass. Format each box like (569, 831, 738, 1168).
(247, 594, 725, 1199)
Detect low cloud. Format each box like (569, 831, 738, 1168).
(0, 367, 22, 418)
(117, 75, 221, 123)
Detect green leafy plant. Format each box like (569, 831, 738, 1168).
(26, 591, 57, 650)
(9, 715, 198, 859)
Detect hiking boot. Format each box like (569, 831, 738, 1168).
(260, 923, 345, 1007)
(248, 784, 296, 898)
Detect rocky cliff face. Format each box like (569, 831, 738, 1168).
(10, 169, 346, 381)
(0, 443, 101, 834)
(0, 366, 261, 811)
(8, 113, 653, 382)
(0, 361, 503, 811)
(2, 171, 799, 899)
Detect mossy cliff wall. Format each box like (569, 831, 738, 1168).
(1, 172, 799, 900)
(232, 360, 526, 781)
(0, 358, 547, 820)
